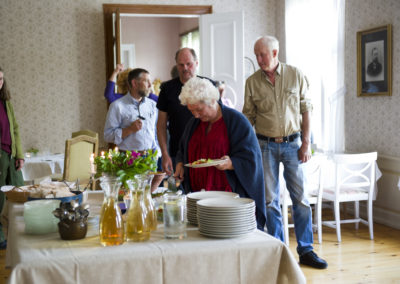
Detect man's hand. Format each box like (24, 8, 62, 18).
(122, 119, 142, 139)
(298, 144, 311, 163)
(130, 119, 143, 133)
(162, 154, 173, 176)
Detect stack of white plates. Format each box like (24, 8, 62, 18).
(196, 197, 256, 238)
(186, 191, 239, 225)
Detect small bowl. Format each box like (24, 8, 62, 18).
(58, 219, 88, 240)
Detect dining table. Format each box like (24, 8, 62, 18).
(5, 191, 306, 284)
(21, 153, 64, 184)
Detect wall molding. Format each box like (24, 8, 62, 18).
(373, 205, 400, 230)
(343, 154, 400, 229)
(371, 154, 400, 229)
(377, 154, 400, 175)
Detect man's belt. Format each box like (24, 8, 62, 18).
(256, 132, 301, 143)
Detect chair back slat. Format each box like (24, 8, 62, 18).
(333, 152, 377, 194)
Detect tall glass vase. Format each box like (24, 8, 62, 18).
(99, 176, 124, 246)
(125, 175, 151, 242)
(143, 174, 158, 231)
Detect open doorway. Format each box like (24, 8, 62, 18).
(119, 15, 199, 83)
(103, 5, 245, 111)
(103, 4, 212, 80)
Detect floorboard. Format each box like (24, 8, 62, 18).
(288, 210, 400, 283)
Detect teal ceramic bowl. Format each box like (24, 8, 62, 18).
(27, 191, 83, 204)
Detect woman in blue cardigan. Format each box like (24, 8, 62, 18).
(174, 77, 266, 230)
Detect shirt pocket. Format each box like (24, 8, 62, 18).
(286, 88, 299, 112)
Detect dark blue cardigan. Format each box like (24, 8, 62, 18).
(176, 103, 267, 230)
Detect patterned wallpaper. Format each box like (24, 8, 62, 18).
(345, 0, 400, 156)
(0, 0, 275, 154)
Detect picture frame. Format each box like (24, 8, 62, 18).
(357, 24, 392, 97)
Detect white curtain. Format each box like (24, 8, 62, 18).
(285, 0, 345, 154)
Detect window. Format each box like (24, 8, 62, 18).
(285, 0, 345, 153)
(180, 29, 200, 69)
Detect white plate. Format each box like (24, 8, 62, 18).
(199, 221, 257, 231)
(1, 185, 15, 192)
(185, 159, 227, 168)
(152, 187, 169, 195)
(197, 197, 255, 209)
(197, 215, 255, 224)
(199, 226, 256, 235)
(197, 212, 255, 220)
(187, 191, 239, 200)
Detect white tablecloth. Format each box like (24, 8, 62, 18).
(21, 153, 64, 182)
(5, 192, 305, 284)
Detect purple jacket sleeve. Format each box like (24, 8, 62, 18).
(104, 81, 123, 103)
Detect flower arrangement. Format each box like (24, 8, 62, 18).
(94, 148, 158, 187)
(27, 147, 39, 155)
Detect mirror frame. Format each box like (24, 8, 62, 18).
(103, 4, 213, 79)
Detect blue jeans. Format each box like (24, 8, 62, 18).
(258, 137, 313, 256)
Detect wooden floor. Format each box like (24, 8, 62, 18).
(0, 249, 9, 284)
(1, 212, 399, 284)
(288, 211, 400, 283)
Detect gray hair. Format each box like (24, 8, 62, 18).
(175, 47, 198, 62)
(179, 77, 219, 106)
(256, 35, 279, 52)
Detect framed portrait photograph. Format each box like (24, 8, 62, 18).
(357, 24, 392, 97)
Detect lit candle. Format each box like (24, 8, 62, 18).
(114, 146, 119, 153)
(101, 151, 105, 158)
(90, 153, 95, 174)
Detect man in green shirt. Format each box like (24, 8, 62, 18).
(243, 35, 327, 269)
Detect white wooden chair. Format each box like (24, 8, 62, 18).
(281, 154, 327, 245)
(321, 152, 377, 242)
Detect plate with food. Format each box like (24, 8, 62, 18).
(185, 158, 226, 168)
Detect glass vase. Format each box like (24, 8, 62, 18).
(125, 175, 151, 242)
(99, 176, 124, 246)
(144, 174, 158, 231)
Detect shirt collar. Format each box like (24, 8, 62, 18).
(127, 94, 146, 105)
(261, 62, 281, 78)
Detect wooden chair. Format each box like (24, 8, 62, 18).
(281, 155, 327, 245)
(321, 152, 377, 242)
(71, 129, 98, 140)
(63, 135, 98, 189)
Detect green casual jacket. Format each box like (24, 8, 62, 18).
(0, 100, 24, 159)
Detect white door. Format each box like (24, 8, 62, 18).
(200, 11, 244, 112)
